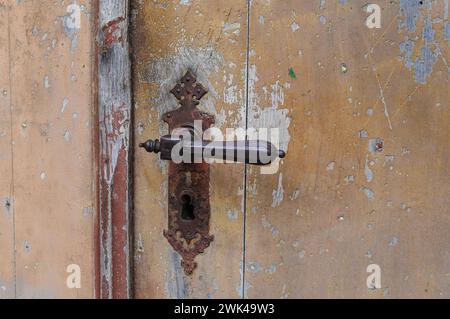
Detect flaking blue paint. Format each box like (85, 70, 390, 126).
(399, 0, 423, 33)
(399, 0, 447, 84)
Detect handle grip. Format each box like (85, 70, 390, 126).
(140, 135, 285, 166)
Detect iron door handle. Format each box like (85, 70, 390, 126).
(139, 70, 287, 275)
(140, 134, 286, 165)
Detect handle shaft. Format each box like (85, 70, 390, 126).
(140, 135, 285, 166)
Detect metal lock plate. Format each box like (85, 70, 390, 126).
(162, 70, 214, 275)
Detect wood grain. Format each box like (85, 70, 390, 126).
(131, 0, 248, 298)
(0, 0, 15, 299)
(98, 0, 133, 299)
(1, 0, 96, 298)
(244, 0, 450, 298)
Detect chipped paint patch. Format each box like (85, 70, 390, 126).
(223, 73, 241, 105)
(165, 251, 188, 298)
(61, 98, 69, 113)
(227, 210, 238, 220)
(360, 187, 375, 200)
(23, 240, 31, 253)
(102, 16, 126, 48)
(43, 76, 51, 89)
(290, 189, 300, 201)
(63, 130, 72, 142)
(40, 172, 47, 180)
(246, 262, 262, 273)
(247, 64, 291, 153)
(364, 154, 374, 182)
(179, 0, 192, 6)
(266, 265, 277, 274)
(359, 129, 368, 138)
(271, 173, 284, 207)
(368, 138, 384, 153)
(261, 215, 279, 238)
(389, 236, 400, 246)
(63, 2, 82, 52)
(344, 175, 354, 183)
(82, 206, 93, 217)
(399, 0, 447, 83)
(141, 47, 229, 131)
(326, 161, 336, 172)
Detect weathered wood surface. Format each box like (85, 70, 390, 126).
(98, 0, 132, 299)
(0, 0, 95, 298)
(132, 0, 449, 298)
(131, 0, 248, 298)
(0, 0, 14, 299)
(245, 0, 449, 298)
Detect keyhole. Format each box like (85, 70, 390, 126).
(181, 194, 195, 220)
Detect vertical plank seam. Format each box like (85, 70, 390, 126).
(92, 0, 101, 299)
(7, 0, 17, 299)
(98, 0, 133, 299)
(242, 0, 252, 300)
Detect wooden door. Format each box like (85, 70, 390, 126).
(131, 0, 449, 298)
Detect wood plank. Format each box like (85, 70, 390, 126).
(245, 0, 450, 298)
(131, 0, 248, 298)
(9, 0, 95, 298)
(98, 0, 133, 299)
(0, 0, 15, 299)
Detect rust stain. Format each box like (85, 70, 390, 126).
(141, 71, 214, 276)
(102, 16, 125, 48)
(111, 145, 129, 298)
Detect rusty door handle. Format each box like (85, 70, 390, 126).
(140, 135, 286, 165)
(138, 70, 287, 276)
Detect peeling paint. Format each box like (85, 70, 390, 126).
(266, 265, 277, 274)
(63, 2, 82, 52)
(368, 138, 384, 153)
(246, 262, 262, 273)
(399, 0, 447, 83)
(82, 206, 93, 217)
(61, 98, 69, 113)
(389, 236, 400, 246)
(360, 186, 375, 200)
(326, 161, 336, 172)
(43, 75, 51, 89)
(142, 46, 229, 130)
(165, 251, 188, 298)
(247, 64, 291, 153)
(291, 21, 300, 32)
(271, 173, 284, 208)
(364, 154, 374, 183)
(261, 215, 279, 238)
(227, 210, 238, 220)
(99, 1, 132, 298)
(179, 0, 192, 6)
